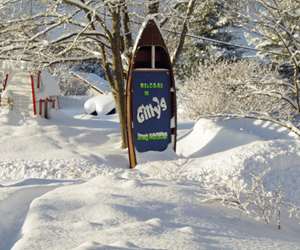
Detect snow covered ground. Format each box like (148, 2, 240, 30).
(1, 97, 300, 249)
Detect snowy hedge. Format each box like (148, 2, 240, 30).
(179, 60, 294, 120)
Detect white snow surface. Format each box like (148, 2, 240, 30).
(1, 97, 300, 249)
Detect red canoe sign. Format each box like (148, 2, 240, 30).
(126, 17, 177, 168)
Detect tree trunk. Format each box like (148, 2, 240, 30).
(171, 0, 197, 66)
(121, 1, 133, 55)
(111, 7, 128, 148)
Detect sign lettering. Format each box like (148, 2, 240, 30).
(137, 97, 167, 123)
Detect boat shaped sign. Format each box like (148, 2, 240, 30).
(126, 17, 177, 168)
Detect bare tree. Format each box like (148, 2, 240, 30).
(0, 0, 198, 148)
(235, 0, 300, 113)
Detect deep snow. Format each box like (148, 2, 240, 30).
(1, 97, 300, 249)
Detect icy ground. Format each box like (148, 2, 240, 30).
(1, 97, 300, 250)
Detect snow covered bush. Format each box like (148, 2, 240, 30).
(180, 60, 294, 120)
(200, 168, 298, 229)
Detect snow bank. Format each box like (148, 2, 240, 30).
(140, 118, 300, 207)
(11, 175, 300, 250)
(1, 104, 300, 249)
(0, 60, 32, 72)
(177, 118, 293, 158)
(0, 96, 124, 184)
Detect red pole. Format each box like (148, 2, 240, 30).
(30, 75, 37, 115)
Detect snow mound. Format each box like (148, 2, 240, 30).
(11, 175, 300, 250)
(84, 94, 115, 116)
(140, 118, 300, 206)
(178, 118, 294, 158)
(2, 99, 300, 249)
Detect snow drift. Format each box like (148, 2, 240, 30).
(1, 103, 300, 249)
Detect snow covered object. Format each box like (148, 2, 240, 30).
(126, 17, 177, 168)
(84, 94, 116, 116)
(70, 71, 116, 115)
(0, 61, 60, 118)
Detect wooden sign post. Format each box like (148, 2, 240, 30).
(126, 17, 177, 168)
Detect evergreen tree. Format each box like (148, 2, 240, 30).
(169, 0, 238, 78)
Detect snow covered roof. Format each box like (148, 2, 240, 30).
(71, 71, 111, 94)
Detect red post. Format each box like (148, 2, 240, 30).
(30, 75, 37, 115)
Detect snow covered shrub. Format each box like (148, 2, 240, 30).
(245, 170, 283, 227)
(288, 203, 300, 222)
(199, 168, 300, 229)
(180, 60, 294, 120)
